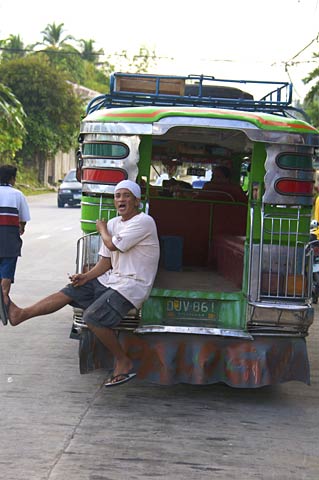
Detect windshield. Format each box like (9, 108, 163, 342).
(64, 170, 77, 182)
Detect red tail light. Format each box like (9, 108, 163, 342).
(82, 168, 126, 184)
(275, 179, 314, 196)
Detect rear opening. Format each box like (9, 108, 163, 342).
(146, 126, 250, 295)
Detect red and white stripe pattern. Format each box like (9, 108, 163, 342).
(0, 206, 19, 227)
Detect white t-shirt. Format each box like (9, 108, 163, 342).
(97, 212, 160, 308)
(0, 185, 31, 222)
(0, 185, 31, 257)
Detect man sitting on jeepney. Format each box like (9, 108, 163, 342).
(0, 180, 160, 388)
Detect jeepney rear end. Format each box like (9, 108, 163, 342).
(71, 73, 319, 387)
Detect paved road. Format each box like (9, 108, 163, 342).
(0, 193, 319, 480)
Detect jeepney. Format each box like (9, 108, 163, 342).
(71, 72, 319, 387)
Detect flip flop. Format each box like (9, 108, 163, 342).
(104, 372, 137, 388)
(0, 288, 8, 326)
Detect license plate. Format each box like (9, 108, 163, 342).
(73, 194, 81, 199)
(166, 299, 215, 319)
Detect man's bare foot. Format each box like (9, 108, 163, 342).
(7, 300, 24, 326)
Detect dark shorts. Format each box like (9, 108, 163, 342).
(0, 257, 18, 282)
(60, 278, 134, 328)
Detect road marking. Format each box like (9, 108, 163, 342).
(37, 235, 50, 240)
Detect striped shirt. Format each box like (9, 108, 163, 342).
(0, 185, 31, 257)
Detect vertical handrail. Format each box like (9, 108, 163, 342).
(276, 217, 283, 297)
(254, 205, 311, 302)
(257, 204, 265, 301)
(247, 206, 255, 300)
(76, 232, 101, 275)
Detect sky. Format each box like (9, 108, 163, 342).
(1, 0, 319, 101)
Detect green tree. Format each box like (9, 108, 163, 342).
(303, 54, 319, 127)
(130, 46, 157, 73)
(0, 34, 26, 61)
(39, 22, 74, 48)
(42, 46, 87, 84)
(79, 39, 104, 64)
(0, 55, 83, 181)
(112, 46, 157, 73)
(32, 24, 110, 91)
(32, 22, 87, 83)
(81, 61, 112, 93)
(0, 82, 26, 162)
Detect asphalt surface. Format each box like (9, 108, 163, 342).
(0, 193, 318, 480)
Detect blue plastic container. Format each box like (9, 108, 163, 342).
(160, 236, 184, 271)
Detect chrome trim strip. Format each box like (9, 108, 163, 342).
(80, 219, 97, 224)
(135, 325, 253, 339)
(73, 319, 87, 329)
(80, 122, 153, 135)
(248, 301, 310, 311)
(249, 331, 305, 337)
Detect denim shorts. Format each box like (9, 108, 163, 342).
(0, 257, 18, 282)
(60, 278, 134, 328)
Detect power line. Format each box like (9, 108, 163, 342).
(0, 46, 173, 60)
(286, 33, 319, 64)
(0, 46, 100, 56)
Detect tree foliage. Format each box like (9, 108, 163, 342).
(0, 35, 26, 61)
(39, 22, 74, 48)
(79, 39, 104, 64)
(41, 45, 87, 84)
(0, 55, 82, 178)
(0, 82, 26, 162)
(303, 53, 319, 127)
(111, 46, 157, 73)
(0, 22, 159, 182)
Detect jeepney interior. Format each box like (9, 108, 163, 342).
(146, 126, 251, 293)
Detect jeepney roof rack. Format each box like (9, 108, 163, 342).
(86, 72, 308, 121)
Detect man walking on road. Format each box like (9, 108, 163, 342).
(1, 180, 160, 387)
(0, 164, 30, 324)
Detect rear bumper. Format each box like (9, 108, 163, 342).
(78, 329, 310, 387)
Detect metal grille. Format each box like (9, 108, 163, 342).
(76, 232, 102, 273)
(256, 206, 312, 301)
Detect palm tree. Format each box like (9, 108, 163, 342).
(79, 39, 104, 63)
(0, 34, 26, 60)
(40, 22, 74, 48)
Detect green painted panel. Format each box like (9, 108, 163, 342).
(141, 291, 246, 329)
(81, 195, 117, 233)
(150, 287, 243, 300)
(86, 106, 319, 135)
(138, 136, 152, 178)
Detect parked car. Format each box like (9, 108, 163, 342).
(57, 169, 82, 208)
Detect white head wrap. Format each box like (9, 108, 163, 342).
(114, 180, 141, 199)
